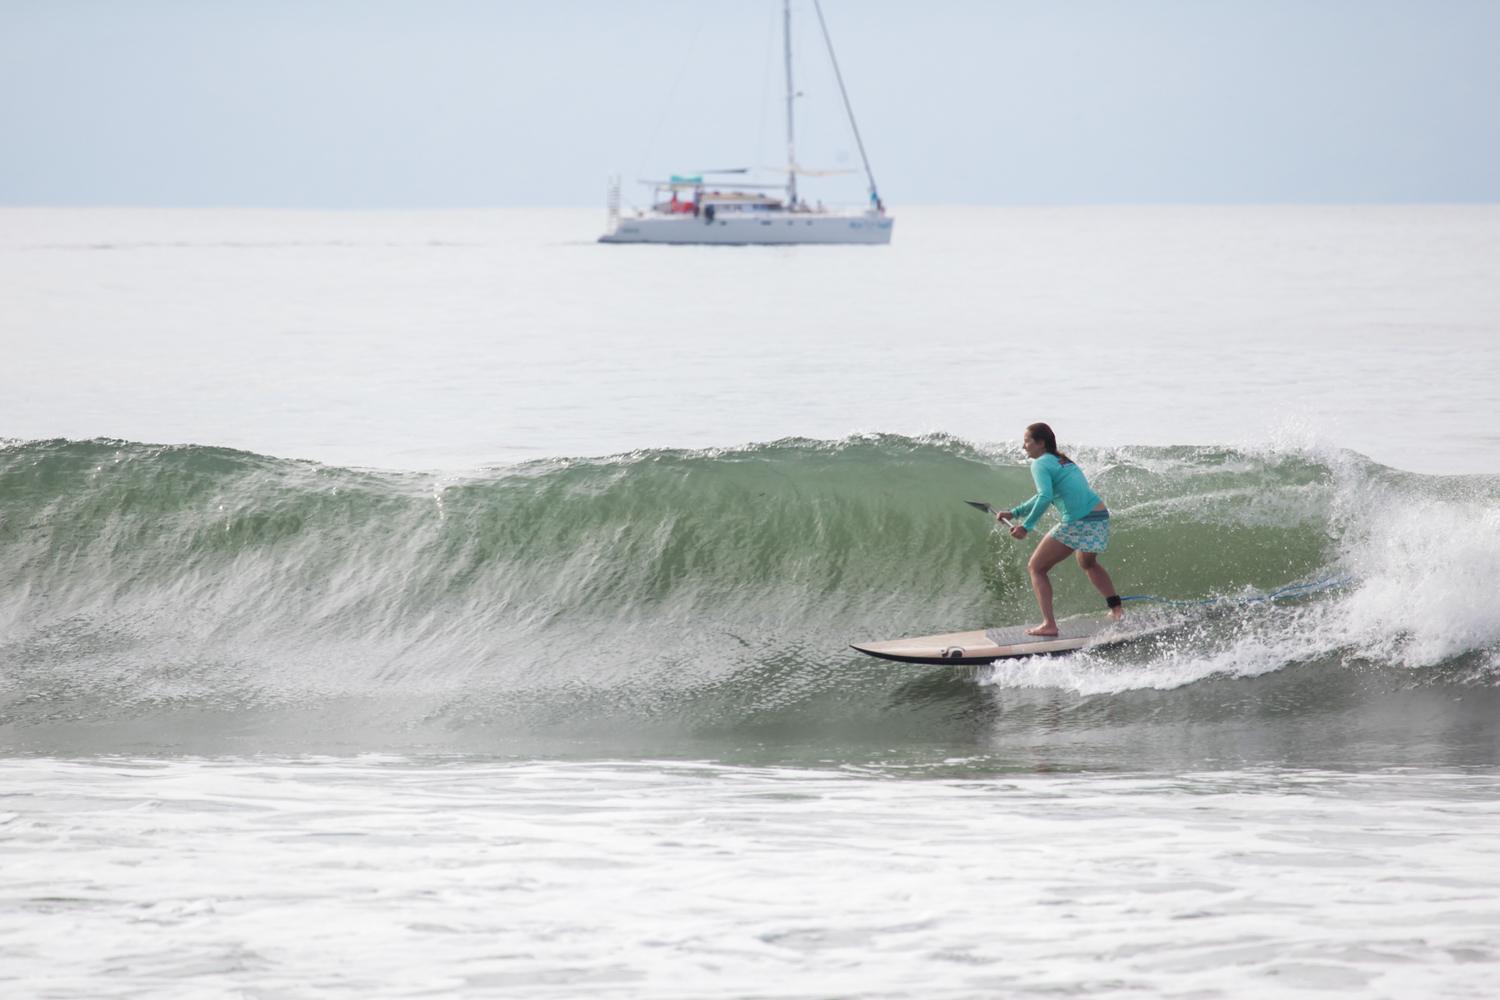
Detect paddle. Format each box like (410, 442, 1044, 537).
(964, 500, 1015, 525)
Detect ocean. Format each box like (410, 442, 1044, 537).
(2, 205, 1499, 997)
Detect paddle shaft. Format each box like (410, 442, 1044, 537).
(964, 500, 1019, 532)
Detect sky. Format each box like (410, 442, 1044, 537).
(2, 0, 1498, 208)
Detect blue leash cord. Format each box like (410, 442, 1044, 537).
(1120, 574, 1353, 608)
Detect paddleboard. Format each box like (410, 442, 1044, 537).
(850, 615, 1165, 665)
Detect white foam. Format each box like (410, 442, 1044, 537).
(979, 455, 1500, 695)
(1332, 485, 1500, 667)
(4, 757, 1499, 999)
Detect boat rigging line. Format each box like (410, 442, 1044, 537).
(811, 0, 883, 211)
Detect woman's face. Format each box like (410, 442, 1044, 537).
(1022, 431, 1046, 459)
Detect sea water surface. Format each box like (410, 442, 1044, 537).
(2, 206, 1499, 998)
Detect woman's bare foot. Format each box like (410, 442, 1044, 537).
(1108, 606, 1125, 620)
(1025, 624, 1060, 636)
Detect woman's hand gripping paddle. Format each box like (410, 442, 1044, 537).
(965, 501, 1027, 540)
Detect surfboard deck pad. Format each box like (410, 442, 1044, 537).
(850, 615, 1166, 664)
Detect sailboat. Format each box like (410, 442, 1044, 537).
(599, 0, 894, 245)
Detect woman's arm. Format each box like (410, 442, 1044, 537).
(1018, 458, 1055, 532)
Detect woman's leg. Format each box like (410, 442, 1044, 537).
(1026, 535, 1076, 635)
(1076, 551, 1123, 619)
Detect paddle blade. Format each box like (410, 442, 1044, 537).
(964, 500, 998, 516)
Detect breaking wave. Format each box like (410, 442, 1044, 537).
(2, 434, 1497, 749)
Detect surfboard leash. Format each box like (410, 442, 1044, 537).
(961, 503, 1352, 610)
(1119, 574, 1353, 608)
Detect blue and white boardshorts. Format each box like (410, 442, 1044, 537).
(1047, 509, 1110, 553)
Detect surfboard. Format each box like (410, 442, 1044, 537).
(850, 616, 1165, 665)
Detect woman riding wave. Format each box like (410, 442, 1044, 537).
(997, 423, 1123, 636)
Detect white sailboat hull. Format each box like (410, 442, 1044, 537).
(600, 213, 893, 245)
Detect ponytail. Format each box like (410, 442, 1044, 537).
(1026, 422, 1072, 465)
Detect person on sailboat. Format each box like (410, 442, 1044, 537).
(995, 423, 1123, 636)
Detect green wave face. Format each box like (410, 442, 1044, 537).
(2, 435, 1497, 757)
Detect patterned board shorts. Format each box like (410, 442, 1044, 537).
(1047, 509, 1110, 553)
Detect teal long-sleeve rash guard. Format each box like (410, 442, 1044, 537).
(1011, 453, 1104, 532)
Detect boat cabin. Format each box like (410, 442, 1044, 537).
(647, 174, 804, 220)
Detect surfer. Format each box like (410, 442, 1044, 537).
(997, 423, 1122, 636)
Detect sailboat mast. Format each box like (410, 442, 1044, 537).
(783, 0, 797, 209)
